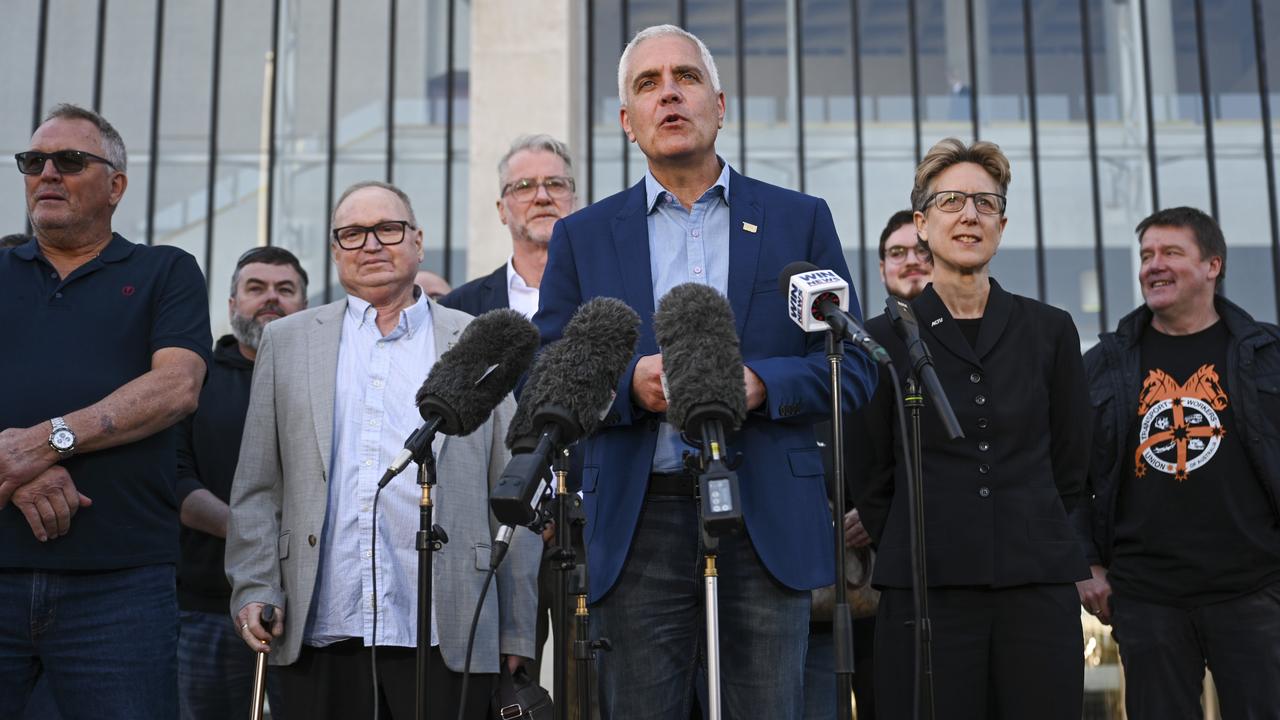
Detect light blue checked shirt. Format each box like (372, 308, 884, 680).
(304, 290, 439, 648)
(646, 160, 732, 473)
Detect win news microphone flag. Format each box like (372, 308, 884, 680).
(779, 261, 891, 366)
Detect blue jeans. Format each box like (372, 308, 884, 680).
(179, 609, 286, 720)
(591, 495, 810, 719)
(0, 564, 178, 719)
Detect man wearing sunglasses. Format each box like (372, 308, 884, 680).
(225, 180, 540, 720)
(0, 103, 212, 719)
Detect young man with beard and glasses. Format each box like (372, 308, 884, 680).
(533, 25, 877, 718)
(0, 103, 211, 719)
(1073, 207, 1280, 719)
(175, 246, 308, 720)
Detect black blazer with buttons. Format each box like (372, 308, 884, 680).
(856, 279, 1092, 588)
(437, 264, 508, 316)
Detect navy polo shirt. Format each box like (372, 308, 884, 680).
(0, 233, 212, 570)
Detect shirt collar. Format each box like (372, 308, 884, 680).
(14, 232, 133, 264)
(506, 256, 532, 292)
(345, 285, 431, 335)
(644, 158, 731, 214)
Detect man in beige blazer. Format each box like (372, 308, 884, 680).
(225, 180, 539, 720)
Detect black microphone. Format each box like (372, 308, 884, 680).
(379, 308, 540, 487)
(778, 261, 890, 365)
(883, 295, 964, 440)
(490, 297, 641, 526)
(652, 282, 746, 536)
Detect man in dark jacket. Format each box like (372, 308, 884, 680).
(176, 246, 307, 720)
(1074, 206, 1280, 720)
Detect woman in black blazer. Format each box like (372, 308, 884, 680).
(856, 137, 1092, 719)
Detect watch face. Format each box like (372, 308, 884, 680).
(52, 429, 75, 450)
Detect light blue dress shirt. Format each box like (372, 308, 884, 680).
(646, 161, 732, 473)
(305, 290, 440, 648)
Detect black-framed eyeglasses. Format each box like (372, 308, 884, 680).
(884, 244, 933, 264)
(501, 176, 575, 202)
(15, 150, 117, 176)
(921, 190, 1006, 216)
(331, 220, 414, 250)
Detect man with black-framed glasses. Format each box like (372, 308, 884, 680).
(225, 180, 540, 720)
(0, 103, 212, 719)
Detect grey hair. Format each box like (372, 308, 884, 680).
(331, 180, 418, 229)
(617, 25, 721, 107)
(42, 103, 128, 172)
(497, 134, 574, 191)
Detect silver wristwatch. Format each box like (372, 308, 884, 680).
(48, 416, 77, 459)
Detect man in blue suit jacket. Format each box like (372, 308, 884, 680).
(533, 24, 877, 719)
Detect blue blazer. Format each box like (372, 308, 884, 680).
(438, 264, 509, 316)
(533, 169, 878, 601)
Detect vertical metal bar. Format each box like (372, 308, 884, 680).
(678, 0, 687, 29)
(444, 0, 456, 282)
(386, 0, 397, 183)
(1021, 0, 1045, 301)
(1251, 0, 1280, 319)
(323, 0, 340, 302)
(1192, 0, 1218, 219)
(93, 0, 108, 112)
(906, 0, 921, 163)
(31, 0, 48, 134)
(266, 0, 281, 247)
(1079, 0, 1108, 331)
(145, 0, 166, 247)
(736, 0, 747, 175)
(621, 0, 631, 187)
(851, 0, 868, 316)
(1137, 0, 1160, 211)
(965, 0, 978, 140)
(204, 0, 224, 280)
(586, 0, 595, 202)
(794, 0, 806, 193)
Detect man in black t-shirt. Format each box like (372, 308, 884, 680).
(175, 246, 307, 720)
(0, 104, 211, 718)
(1074, 206, 1280, 720)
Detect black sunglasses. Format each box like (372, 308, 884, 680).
(15, 150, 116, 176)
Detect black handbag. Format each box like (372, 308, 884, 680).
(490, 664, 553, 720)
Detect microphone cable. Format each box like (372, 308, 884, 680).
(455, 565, 498, 720)
(370, 483, 385, 720)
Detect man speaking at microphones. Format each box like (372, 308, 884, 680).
(225, 180, 539, 720)
(533, 24, 878, 718)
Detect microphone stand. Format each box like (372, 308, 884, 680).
(900, 378, 934, 720)
(551, 450, 571, 720)
(415, 450, 448, 720)
(825, 330, 856, 720)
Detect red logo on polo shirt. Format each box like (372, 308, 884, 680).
(122, 285, 136, 297)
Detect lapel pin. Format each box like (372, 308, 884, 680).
(930, 318, 943, 327)
(741, 222, 757, 233)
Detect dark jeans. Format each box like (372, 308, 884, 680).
(278, 640, 492, 720)
(591, 495, 811, 719)
(874, 583, 1083, 720)
(0, 564, 179, 720)
(179, 608, 285, 720)
(1111, 581, 1280, 720)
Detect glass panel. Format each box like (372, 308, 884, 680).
(41, 0, 98, 113)
(590, 0, 626, 201)
(742, 0, 798, 191)
(98, 0, 159, 245)
(0, 2, 41, 233)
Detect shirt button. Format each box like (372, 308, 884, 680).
(55, 292, 63, 298)
(970, 372, 982, 384)
(49, 271, 57, 278)
(978, 441, 990, 452)
(363, 459, 373, 467)
(366, 550, 373, 558)
(974, 395, 987, 406)
(978, 464, 990, 474)
(978, 486, 991, 498)
(308, 534, 317, 547)
(976, 418, 989, 429)
(368, 418, 379, 427)
(372, 379, 384, 388)
(693, 265, 704, 275)
(691, 229, 701, 238)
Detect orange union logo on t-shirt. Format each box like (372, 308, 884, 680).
(1134, 364, 1228, 481)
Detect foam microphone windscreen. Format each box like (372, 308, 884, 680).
(415, 308, 539, 436)
(504, 297, 640, 449)
(652, 283, 747, 432)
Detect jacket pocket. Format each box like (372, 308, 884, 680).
(474, 543, 491, 571)
(277, 531, 291, 560)
(787, 447, 825, 478)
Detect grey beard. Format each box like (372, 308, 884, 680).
(230, 312, 264, 351)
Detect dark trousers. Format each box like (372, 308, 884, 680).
(874, 584, 1083, 720)
(278, 640, 493, 720)
(179, 609, 285, 720)
(1111, 581, 1280, 720)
